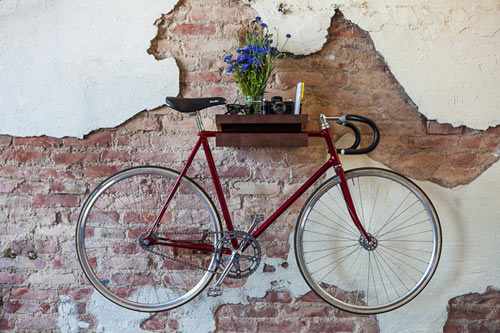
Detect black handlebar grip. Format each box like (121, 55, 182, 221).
(337, 115, 380, 155)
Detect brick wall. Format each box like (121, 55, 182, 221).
(1, 0, 500, 331)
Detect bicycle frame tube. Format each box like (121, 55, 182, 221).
(144, 126, 370, 251)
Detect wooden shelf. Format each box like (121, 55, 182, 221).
(215, 114, 308, 147)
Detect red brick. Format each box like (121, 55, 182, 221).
(447, 305, 492, 320)
(124, 116, 162, 132)
(2, 149, 47, 163)
(217, 318, 257, 332)
(309, 321, 356, 332)
(0, 180, 16, 192)
(10, 287, 55, 300)
(170, 23, 216, 35)
(251, 290, 293, 303)
(443, 321, 465, 332)
(426, 121, 464, 135)
(53, 151, 99, 164)
(141, 319, 165, 331)
(298, 290, 324, 302)
(13, 136, 62, 147)
(101, 150, 131, 162)
(4, 301, 51, 314)
(0, 318, 15, 330)
(83, 165, 122, 178)
(18, 317, 57, 330)
(64, 132, 112, 147)
(0, 135, 12, 146)
(258, 319, 306, 332)
(0, 272, 24, 283)
(0, 166, 18, 177)
(217, 304, 278, 318)
(183, 71, 222, 83)
(32, 194, 80, 207)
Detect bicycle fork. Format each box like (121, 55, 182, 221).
(320, 115, 372, 244)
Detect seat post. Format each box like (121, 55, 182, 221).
(192, 111, 204, 132)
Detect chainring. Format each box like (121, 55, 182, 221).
(215, 231, 261, 279)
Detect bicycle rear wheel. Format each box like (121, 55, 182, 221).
(295, 168, 441, 314)
(76, 166, 221, 312)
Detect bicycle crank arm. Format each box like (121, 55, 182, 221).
(208, 251, 238, 297)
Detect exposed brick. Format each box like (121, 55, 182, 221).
(309, 321, 356, 332)
(251, 290, 293, 303)
(124, 116, 162, 132)
(0, 135, 12, 146)
(17, 317, 57, 330)
(64, 132, 112, 147)
(217, 318, 257, 332)
(1, 149, 47, 163)
(53, 151, 99, 164)
(258, 319, 306, 332)
(140, 317, 166, 331)
(13, 136, 62, 147)
(183, 71, 222, 83)
(170, 23, 216, 35)
(426, 121, 464, 135)
(10, 287, 56, 300)
(0, 272, 24, 283)
(32, 194, 80, 207)
(83, 165, 122, 178)
(0, 318, 15, 330)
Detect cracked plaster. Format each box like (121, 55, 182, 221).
(250, 0, 500, 130)
(0, 0, 179, 138)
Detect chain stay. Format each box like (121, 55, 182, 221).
(143, 230, 224, 273)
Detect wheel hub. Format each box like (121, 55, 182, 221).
(139, 232, 155, 249)
(359, 233, 378, 251)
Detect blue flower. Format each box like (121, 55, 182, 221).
(254, 16, 261, 22)
(242, 63, 250, 70)
(223, 54, 232, 63)
(260, 23, 267, 28)
(227, 64, 233, 73)
(286, 33, 291, 38)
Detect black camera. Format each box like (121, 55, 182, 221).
(262, 96, 294, 115)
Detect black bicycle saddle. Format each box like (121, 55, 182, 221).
(165, 97, 226, 113)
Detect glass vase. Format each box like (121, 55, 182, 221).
(244, 95, 263, 115)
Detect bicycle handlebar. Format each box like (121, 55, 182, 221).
(333, 115, 380, 155)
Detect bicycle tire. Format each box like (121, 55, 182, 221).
(294, 167, 441, 314)
(76, 166, 222, 312)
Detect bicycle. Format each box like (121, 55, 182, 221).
(76, 96, 441, 314)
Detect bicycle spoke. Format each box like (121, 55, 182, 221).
(378, 245, 430, 265)
(373, 192, 412, 236)
(308, 217, 358, 237)
(303, 229, 358, 241)
(378, 218, 430, 238)
(315, 200, 359, 235)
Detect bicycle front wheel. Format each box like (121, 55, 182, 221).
(295, 168, 441, 314)
(76, 166, 222, 312)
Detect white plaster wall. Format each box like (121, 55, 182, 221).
(0, 0, 179, 138)
(250, 0, 500, 130)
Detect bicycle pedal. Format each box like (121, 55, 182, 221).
(250, 214, 264, 223)
(207, 286, 223, 297)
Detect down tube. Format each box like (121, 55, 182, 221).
(252, 159, 335, 239)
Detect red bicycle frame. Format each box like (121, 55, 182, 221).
(141, 125, 371, 252)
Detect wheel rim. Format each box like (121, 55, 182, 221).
(296, 168, 441, 314)
(76, 167, 221, 312)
